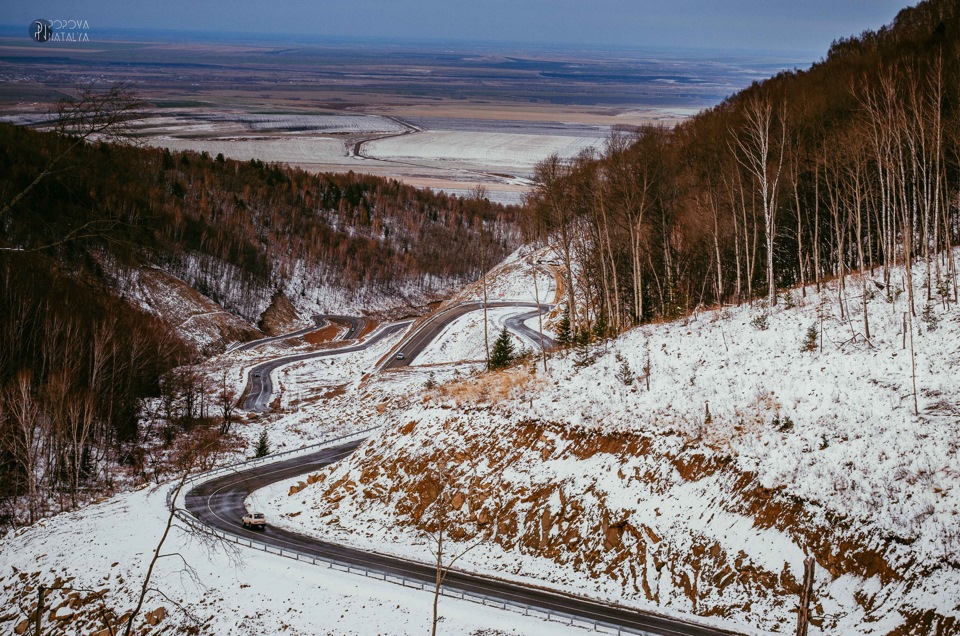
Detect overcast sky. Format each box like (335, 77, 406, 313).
(4, 0, 911, 54)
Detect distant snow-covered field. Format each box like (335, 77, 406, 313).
(364, 130, 604, 174)
(156, 136, 350, 164)
(139, 111, 408, 136)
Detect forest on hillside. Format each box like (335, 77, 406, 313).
(0, 113, 517, 526)
(525, 0, 959, 343)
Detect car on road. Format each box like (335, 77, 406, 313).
(242, 512, 266, 530)
(395, 352, 405, 360)
(253, 371, 261, 377)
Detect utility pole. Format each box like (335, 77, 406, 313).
(482, 246, 490, 370)
(532, 266, 548, 374)
(35, 585, 45, 636)
(796, 556, 816, 636)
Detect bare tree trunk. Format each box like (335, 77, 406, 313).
(795, 557, 816, 636)
(708, 192, 724, 302)
(123, 471, 190, 636)
(729, 174, 743, 302)
(814, 161, 822, 293)
(532, 267, 548, 374)
(482, 245, 490, 370)
(598, 186, 621, 332)
(431, 516, 443, 636)
(792, 161, 806, 295)
(733, 94, 787, 305)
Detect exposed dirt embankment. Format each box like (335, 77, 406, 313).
(290, 404, 956, 634)
(258, 291, 304, 336)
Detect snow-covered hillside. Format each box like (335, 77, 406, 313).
(4, 246, 957, 635)
(0, 484, 585, 636)
(267, 254, 960, 634)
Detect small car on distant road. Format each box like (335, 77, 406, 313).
(395, 352, 405, 360)
(242, 512, 266, 530)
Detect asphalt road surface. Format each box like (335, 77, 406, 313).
(505, 308, 557, 350)
(186, 441, 741, 636)
(234, 315, 327, 352)
(240, 320, 406, 412)
(383, 301, 553, 369)
(234, 314, 368, 353)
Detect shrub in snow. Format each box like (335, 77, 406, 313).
(802, 323, 819, 352)
(772, 414, 793, 433)
(614, 353, 633, 386)
(750, 312, 769, 331)
(936, 274, 951, 303)
(424, 372, 437, 390)
(921, 302, 938, 331)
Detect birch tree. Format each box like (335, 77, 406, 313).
(733, 93, 787, 305)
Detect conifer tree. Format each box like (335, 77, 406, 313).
(489, 327, 516, 370)
(254, 429, 271, 458)
(615, 353, 634, 386)
(555, 313, 572, 347)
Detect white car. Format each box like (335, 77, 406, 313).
(242, 512, 266, 530)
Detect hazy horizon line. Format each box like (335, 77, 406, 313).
(0, 23, 822, 62)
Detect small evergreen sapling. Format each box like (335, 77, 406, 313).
(802, 323, 819, 352)
(555, 314, 572, 348)
(750, 312, 769, 331)
(254, 429, 271, 458)
(573, 330, 595, 368)
(489, 327, 516, 370)
(615, 353, 634, 386)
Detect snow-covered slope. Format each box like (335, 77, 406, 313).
(267, 254, 960, 634)
(4, 246, 957, 635)
(117, 265, 262, 352)
(0, 484, 586, 636)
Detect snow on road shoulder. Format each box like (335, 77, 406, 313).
(449, 244, 559, 306)
(413, 306, 533, 366)
(0, 484, 581, 636)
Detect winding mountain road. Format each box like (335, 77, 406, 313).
(505, 308, 557, 350)
(240, 317, 398, 412)
(383, 301, 553, 369)
(185, 442, 739, 636)
(215, 301, 741, 634)
(233, 315, 328, 352)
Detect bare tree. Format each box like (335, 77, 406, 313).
(216, 366, 237, 435)
(0, 371, 50, 524)
(530, 155, 579, 334)
(122, 440, 237, 636)
(1, 83, 143, 220)
(421, 452, 491, 636)
(733, 93, 787, 305)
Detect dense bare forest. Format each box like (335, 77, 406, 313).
(525, 0, 959, 341)
(0, 118, 517, 526)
